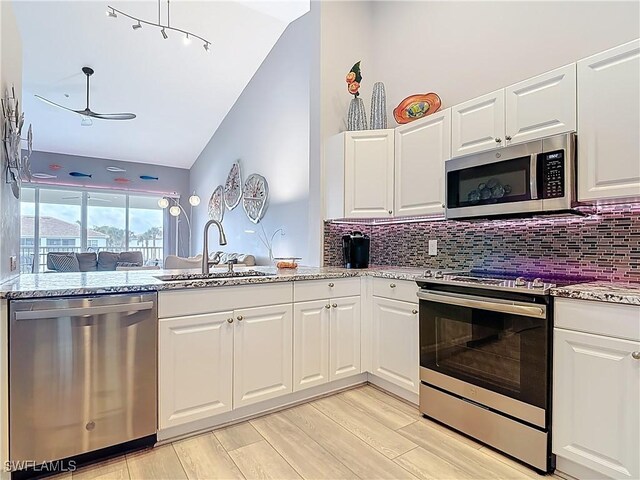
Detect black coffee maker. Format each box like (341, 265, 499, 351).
(342, 231, 370, 269)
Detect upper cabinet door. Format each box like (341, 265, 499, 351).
(577, 40, 640, 202)
(158, 311, 234, 429)
(553, 328, 640, 480)
(451, 89, 505, 157)
(395, 109, 451, 217)
(505, 64, 576, 145)
(233, 304, 293, 408)
(344, 130, 395, 217)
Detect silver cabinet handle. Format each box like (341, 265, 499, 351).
(412, 309, 418, 315)
(328, 282, 334, 287)
(390, 283, 396, 288)
(505, 135, 512, 141)
(325, 304, 331, 309)
(495, 138, 502, 143)
(227, 317, 234, 324)
(332, 303, 337, 308)
(237, 315, 244, 321)
(632, 351, 640, 360)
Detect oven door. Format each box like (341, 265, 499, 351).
(445, 140, 543, 219)
(418, 290, 549, 428)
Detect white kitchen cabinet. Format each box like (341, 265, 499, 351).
(505, 64, 576, 145)
(577, 39, 640, 202)
(553, 298, 640, 480)
(371, 297, 419, 394)
(451, 89, 505, 157)
(394, 109, 451, 216)
(233, 304, 293, 408)
(159, 311, 234, 429)
(325, 130, 395, 219)
(293, 300, 330, 391)
(330, 296, 361, 381)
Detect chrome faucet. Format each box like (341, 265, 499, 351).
(202, 219, 227, 274)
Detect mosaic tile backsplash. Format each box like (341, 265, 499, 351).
(323, 204, 640, 282)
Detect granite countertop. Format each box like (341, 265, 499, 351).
(551, 282, 640, 306)
(0, 266, 428, 300)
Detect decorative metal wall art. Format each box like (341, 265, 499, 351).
(208, 185, 224, 222)
(242, 173, 269, 224)
(2, 87, 33, 199)
(224, 161, 242, 210)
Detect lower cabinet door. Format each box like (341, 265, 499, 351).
(234, 304, 293, 408)
(371, 297, 419, 393)
(553, 328, 640, 480)
(293, 300, 330, 391)
(159, 311, 234, 429)
(329, 296, 361, 381)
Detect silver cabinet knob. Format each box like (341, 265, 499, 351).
(328, 282, 334, 288)
(332, 303, 337, 308)
(495, 138, 502, 143)
(441, 203, 446, 208)
(390, 283, 396, 288)
(632, 351, 640, 360)
(227, 317, 234, 324)
(237, 315, 244, 321)
(325, 304, 331, 309)
(412, 309, 418, 315)
(505, 135, 512, 141)
(388, 210, 393, 215)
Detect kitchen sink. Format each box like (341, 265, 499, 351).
(154, 270, 274, 282)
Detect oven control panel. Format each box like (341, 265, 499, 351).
(540, 150, 565, 199)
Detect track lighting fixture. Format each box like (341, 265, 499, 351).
(107, 1, 211, 54)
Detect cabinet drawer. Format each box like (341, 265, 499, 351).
(372, 278, 419, 304)
(555, 298, 640, 341)
(159, 283, 293, 318)
(294, 278, 361, 302)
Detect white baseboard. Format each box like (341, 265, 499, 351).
(157, 373, 367, 442)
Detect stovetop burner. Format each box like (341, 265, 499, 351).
(417, 269, 594, 295)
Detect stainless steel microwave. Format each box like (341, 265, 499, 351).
(445, 132, 576, 219)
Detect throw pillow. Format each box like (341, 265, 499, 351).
(97, 251, 120, 271)
(76, 252, 98, 272)
(49, 253, 80, 272)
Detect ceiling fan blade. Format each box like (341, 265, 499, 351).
(34, 95, 79, 114)
(88, 112, 137, 120)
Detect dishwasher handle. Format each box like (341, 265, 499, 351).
(14, 301, 155, 321)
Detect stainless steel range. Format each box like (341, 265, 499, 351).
(416, 270, 589, 473)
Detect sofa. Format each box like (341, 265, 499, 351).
(46, 251, 153, 272)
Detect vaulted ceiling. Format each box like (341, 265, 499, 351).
(13, 0, 309, 168)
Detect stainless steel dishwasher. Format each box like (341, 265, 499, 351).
(9, 293, 157, 464)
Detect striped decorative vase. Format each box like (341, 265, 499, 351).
(347, 97, 368, 131)
(370, 82, 387, 129)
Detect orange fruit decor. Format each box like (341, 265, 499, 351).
(346, 61, 362, 97)
(393, 93, 442, 124)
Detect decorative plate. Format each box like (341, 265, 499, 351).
(208, 185, 225, 222)
(393, 93, 442, 124)
(224, 161, 242, 210)
(242, 173, 269, 224)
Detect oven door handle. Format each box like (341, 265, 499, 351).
(417, 291, 546, 319)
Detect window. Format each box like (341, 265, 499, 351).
(20, 186, 168, 272)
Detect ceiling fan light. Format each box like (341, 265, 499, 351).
(81, 116, 93, 127)
(161, 28, 168, 39)
(107, 8, 117, 18)
(132, 21, 142, 30)
(169, 205, 181, 217)
(188, 193, 200, 206)
(158, 198, 169, 209)
(183, 33, 191, 45)
(203, 42, 210, 52)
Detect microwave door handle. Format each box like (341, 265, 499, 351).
(530, 154, 538, 200)
(417, 291, 546, 319)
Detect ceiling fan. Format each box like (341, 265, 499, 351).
(35, 67, 136, 120)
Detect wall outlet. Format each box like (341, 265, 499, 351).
(428, 240, 438, 256)
(9, 256, 17, 272)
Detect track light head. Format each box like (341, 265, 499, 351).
(183, 33, 191, 45)
(107, 8, 116, 18)
(203, 42, 210, 52)
(132, 21, 142, 30)
(161, 28, 168, 39)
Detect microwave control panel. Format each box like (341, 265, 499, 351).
(540, 150, 565, 199)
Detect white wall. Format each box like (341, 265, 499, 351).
(190, 13, 312, 265)
(370, 1, 640, 121)
(0, 0, 22, 282)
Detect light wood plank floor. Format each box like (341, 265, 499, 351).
(59, 385, 554, 480)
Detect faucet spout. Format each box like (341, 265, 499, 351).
(202, 219, 227, 274)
